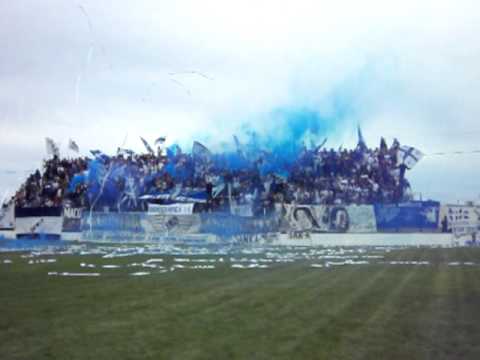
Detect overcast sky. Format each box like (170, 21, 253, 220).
(1, 0, 479, 202)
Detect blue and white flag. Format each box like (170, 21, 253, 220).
(397, 145, 424, 168)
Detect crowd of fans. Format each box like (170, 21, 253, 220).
(13, 138, 413, 212)
(14, 157, 88, 208)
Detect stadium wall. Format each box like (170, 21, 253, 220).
(2, 201, 453, 241)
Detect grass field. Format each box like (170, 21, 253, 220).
(1, 247, 480, 359)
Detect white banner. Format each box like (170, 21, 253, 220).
(144, 214, 201, 235)
(148, 203, 194, 216)
(0, 201, 15, 229)
(440, 204, 480, 236)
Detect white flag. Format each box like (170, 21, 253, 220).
(68, 139, 79, 153)
(45, 138, 60, 157)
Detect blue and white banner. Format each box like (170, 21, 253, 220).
(374, 201, 439, 231)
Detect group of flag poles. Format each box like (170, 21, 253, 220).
(1, 133, 480, 181)
(40, 131, 480, 165)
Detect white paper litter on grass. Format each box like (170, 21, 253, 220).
(103, 248, 144, 258)
(231, 263, 269, 269)
(311, 264, 324, 268)
(2, 259, 12, 264)
(145, 258, 164, 263)
(102, 265, 121, 269)
(345, 260, 369, 265)
(326, 261, 346, 266)
(140, 263, 158, 269)
(191, 265, 215, 269)
(389, 261, 430, 265)
(28, 259, 57, 264)
(130, 272, 150, 276)
(48, 272, 101, 277)
(80, 263, 96, 268)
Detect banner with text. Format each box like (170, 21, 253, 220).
(62, 207, 83, 232)
(439, 204, 480, 236)
(147, 203, 194, 216)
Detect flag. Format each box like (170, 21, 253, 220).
(117, 148, 135, 157)
(45, 138, 60, 157)
(90, 149, 102, 157)
(392, 138, 400, 149)
(397, 145, 424, 168)
(315, 137, 328, 153)
(140, 137, 154, 154)
(90, 150, 109, 162)
(166, 144, 181, 159)
(233, 135, 245, 155)
(154, 136, 166, 145)
(357, 125, 367, 150)
(380, 137, 388, 151)
(192, 141, 212, 162)
(68, 139, 79, 153)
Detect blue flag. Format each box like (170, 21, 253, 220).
(192, 141, 212, 162)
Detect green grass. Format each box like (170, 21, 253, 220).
(1, 248, 480, 359)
